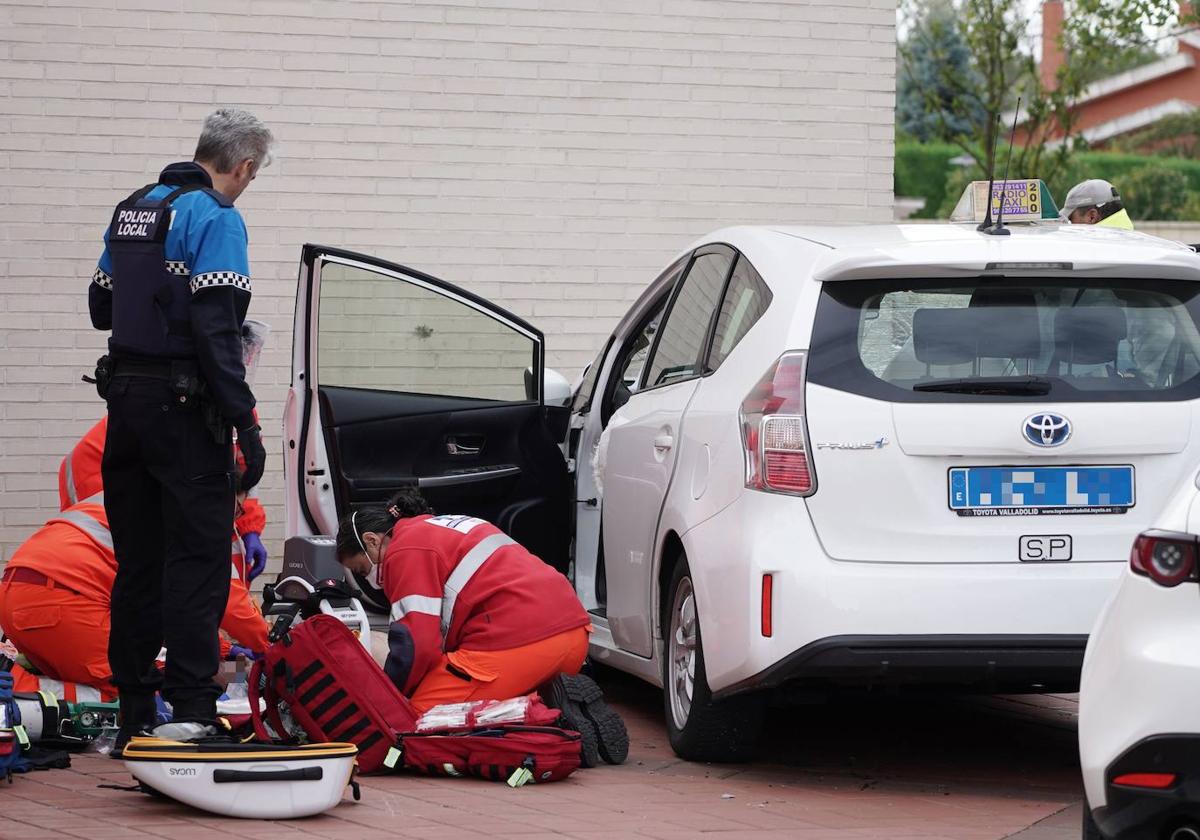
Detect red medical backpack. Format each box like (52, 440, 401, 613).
(249, 614, 417, 773)
(400, 695, 581, 785)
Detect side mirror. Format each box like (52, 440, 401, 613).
(543, 368, 572, 407)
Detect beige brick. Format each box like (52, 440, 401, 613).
(0, 0, 893, 560)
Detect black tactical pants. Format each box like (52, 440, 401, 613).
(102, 374, 234, 724)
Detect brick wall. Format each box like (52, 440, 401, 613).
(0, 0, 896, 566)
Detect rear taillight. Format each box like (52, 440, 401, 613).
(1112, 772, 1178, 789)
(1131, 531, 1198, 587)
(741, 352, 814, 496)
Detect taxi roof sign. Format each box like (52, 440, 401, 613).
(949, 179, 1061, 224)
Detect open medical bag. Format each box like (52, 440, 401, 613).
(249, 614, 418, 773)
(397, 695, 582, 786)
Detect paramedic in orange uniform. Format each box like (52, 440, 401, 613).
(0, 497, 269, 701)
(335, 488, 591, 713)
(58, 415, 270, 580)
(0, 496, 117, 701)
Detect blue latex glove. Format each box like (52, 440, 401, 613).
(227, 645, 260, 661)
(243, 532, 268, 581)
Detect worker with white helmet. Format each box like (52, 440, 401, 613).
(1060, 179, 1134, 230)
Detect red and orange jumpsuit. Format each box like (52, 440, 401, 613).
(0, 498, 269, 700)
(58, 415, 266, 536)
(379, 514, 591, 712)
(56, 416, 268, 657)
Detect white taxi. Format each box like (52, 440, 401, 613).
(284, 184, 1200, 761)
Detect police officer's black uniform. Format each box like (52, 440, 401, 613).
(89, 161, 265, 734)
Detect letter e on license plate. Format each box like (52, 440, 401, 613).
(1019, 535, 1072, 562)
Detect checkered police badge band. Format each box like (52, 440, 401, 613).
(190, 272, 251, 295)
(92, 268, 113, 290)
(165, 261, 189, 276)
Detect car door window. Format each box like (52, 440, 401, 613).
(643, 251, 733, 389)
(706, 255, 772, 370)
(317, 260, 537, 401)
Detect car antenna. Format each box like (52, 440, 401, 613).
(976, 113, 1003, 233)
(985, 97, 1022, 237)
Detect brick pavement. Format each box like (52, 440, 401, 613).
(1, 674, 1084, 840)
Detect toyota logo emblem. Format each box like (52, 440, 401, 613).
(1023, 413, 1071, 447)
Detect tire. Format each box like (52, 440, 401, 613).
(662, 558, 764, 762)
(1082, 800, 1103, 840)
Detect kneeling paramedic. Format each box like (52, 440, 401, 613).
(87, 108, 273, 747)
(336, 489, 591, 712)
(0, 495, 269, 703)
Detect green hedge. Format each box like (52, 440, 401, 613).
(894, 143, 963, 219)
(896, 143, 1200, 220)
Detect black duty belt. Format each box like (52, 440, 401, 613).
(110, 358, 173, 379)
(111, 358, 199, 380)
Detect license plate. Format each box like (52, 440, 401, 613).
(948, 465, 1135, 516)
(1019, 535, 1072, 561)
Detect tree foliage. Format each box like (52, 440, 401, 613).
(897, 0, 986, 142)
(898, 0, 1199, 183)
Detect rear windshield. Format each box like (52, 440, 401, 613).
(807, 278, 1200, 402)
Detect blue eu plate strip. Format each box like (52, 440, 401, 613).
(948, 465, 1134, 511)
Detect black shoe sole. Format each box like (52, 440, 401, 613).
(551, 674, 629, 766)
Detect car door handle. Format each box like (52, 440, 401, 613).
(653, 434, 674, 452)
(446, 436, 483, 456)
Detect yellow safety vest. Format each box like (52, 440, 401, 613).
(1097, 208, 1134, 230)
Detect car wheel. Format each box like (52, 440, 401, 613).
(662, 558, 764, 762)
(1082, 800, 1103, 840)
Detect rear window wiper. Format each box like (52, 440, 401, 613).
(911, 376, 1053, 396)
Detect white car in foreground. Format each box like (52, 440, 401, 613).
(283, 218, 1200, 761)
(1079, 483, 1200, 839)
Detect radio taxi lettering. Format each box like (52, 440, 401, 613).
(115, 208, 161, 238)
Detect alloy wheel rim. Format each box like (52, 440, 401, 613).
(668, 576, 697, 731)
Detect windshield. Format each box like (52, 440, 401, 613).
(808, 278, 1200, 402)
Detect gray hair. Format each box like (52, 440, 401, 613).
(193, 108, 275, 174)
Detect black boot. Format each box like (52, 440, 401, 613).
(545, 673, 629, 767)
(112, 693, 156, 759)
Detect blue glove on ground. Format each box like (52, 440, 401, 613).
(243, 532, 267, 581)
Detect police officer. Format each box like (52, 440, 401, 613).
(88, 109, 274, 748)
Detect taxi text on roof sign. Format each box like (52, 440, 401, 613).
(949, 179, 1061, 224)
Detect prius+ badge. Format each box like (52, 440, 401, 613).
(1023, 413, 1071, 448)
(815, 436, 889, 451)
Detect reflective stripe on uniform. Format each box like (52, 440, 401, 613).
(231, 535, 244, 580)
(390, 594, 441, 622)
(50, 508, 113, 551)
(37, 678, 66, 700)
(81, 492, 104, 505)
(92, 268, 113, 290)
(64, 452, 78, 505)
(190, 271, 251, 295)
(35, 677, 99, 703)
(74, 685, 102, 703)
(440, 533, 515, 637)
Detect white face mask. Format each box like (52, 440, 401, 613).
(351, 510, 384, 587)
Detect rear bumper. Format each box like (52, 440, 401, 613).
(681, 491, 1122, 696)
(713, 633, 1086, 699)
(1092, 735, 1200, 839)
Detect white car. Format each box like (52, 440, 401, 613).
(283, 222, 1200, 761)
(1079, 481, 1200, 839)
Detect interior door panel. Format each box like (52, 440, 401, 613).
(292, 245, 573, 615)
(319, 385, 570, 574)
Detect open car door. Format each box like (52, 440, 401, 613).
(284, 245, 571, 611)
